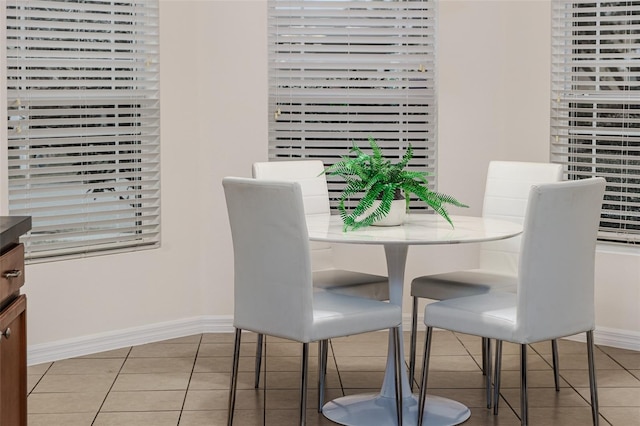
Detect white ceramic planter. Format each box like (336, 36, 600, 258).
(369, 199, 406, 226)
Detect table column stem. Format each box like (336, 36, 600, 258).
(380, 244, 412, 399)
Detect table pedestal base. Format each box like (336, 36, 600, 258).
(322, 392, 470, 426)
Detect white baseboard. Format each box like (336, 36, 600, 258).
(27, 314, 639, 366)
(406, 315, 640, 352)
(27, 315, 234, 366)
(564, 326, 640, 352)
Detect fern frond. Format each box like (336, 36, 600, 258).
(398, 170, 429, 184)
(402, 182, 468, 227)
(396, 143, 413, 170)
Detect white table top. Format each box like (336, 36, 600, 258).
(306, 213, 523, 246)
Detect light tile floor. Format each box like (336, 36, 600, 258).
(27, 331, 640, 426)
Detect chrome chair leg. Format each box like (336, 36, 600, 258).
(227, 328, 242, 426)
(322, 339, 329, 379)
(552, 339, 560, 392)
(493, 340, 503, 415)
(417, 326, 433, 426)
(318, 340, 328, 412)
(409, 295, 419, 392)
(482, 337, 487, 376)
(300, 343, 309, 426)
(485, 338, 492, 409)
(586, 330, 600, 426)
(393, 327, 403, 426)
(520, 344, 528, 426)
(492, 339, 557, 419)
(255, 333, 264, 388)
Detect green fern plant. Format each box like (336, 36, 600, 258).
(323, 136, 468, 231)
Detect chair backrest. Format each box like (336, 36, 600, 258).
(223, 177, 314, 341)
(479, 161, 563, 274)
(252, 160, 330, 215)
(515, 177, 605, 342)
(252, 160, 333, 269)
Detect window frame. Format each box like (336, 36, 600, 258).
(5, 0, 161, 261)
(551, 0, 640, 244)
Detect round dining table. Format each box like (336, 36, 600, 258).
(306, 213, 523, 426)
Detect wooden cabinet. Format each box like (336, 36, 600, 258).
(0, 294, 26, 426)
(0, 217, 30, 426)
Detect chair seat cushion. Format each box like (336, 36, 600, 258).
(311, 291, 401, 342)
(314, 269, 389, 301)
(411, 269, 516, 300)
(424, 291, 519, 342)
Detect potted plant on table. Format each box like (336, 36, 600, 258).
(323, 136, 468, 231)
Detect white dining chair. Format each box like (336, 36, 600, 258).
(253, 160, 389, 394)
(408, 161, 563, 404)
(417, 177, 605, 426)
(223, 177, 404, 426)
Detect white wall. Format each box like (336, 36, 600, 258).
(8, 0, 638, 363)
(21, 0, 268, 359)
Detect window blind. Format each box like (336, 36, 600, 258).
(551, 0, 640, 243)
(268, 0, 436, 209)
(6, 0, 160, 261)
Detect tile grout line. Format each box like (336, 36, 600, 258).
(91, 346, 133, 426)
(27, 361, 54, 397)
(175, 333, 203, 426)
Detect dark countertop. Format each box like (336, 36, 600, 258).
(0, 216, 31, 250)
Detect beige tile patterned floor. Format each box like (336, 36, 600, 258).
(27, 331, 640, 426)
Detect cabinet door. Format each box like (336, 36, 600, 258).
(0, 295, 26, 426)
